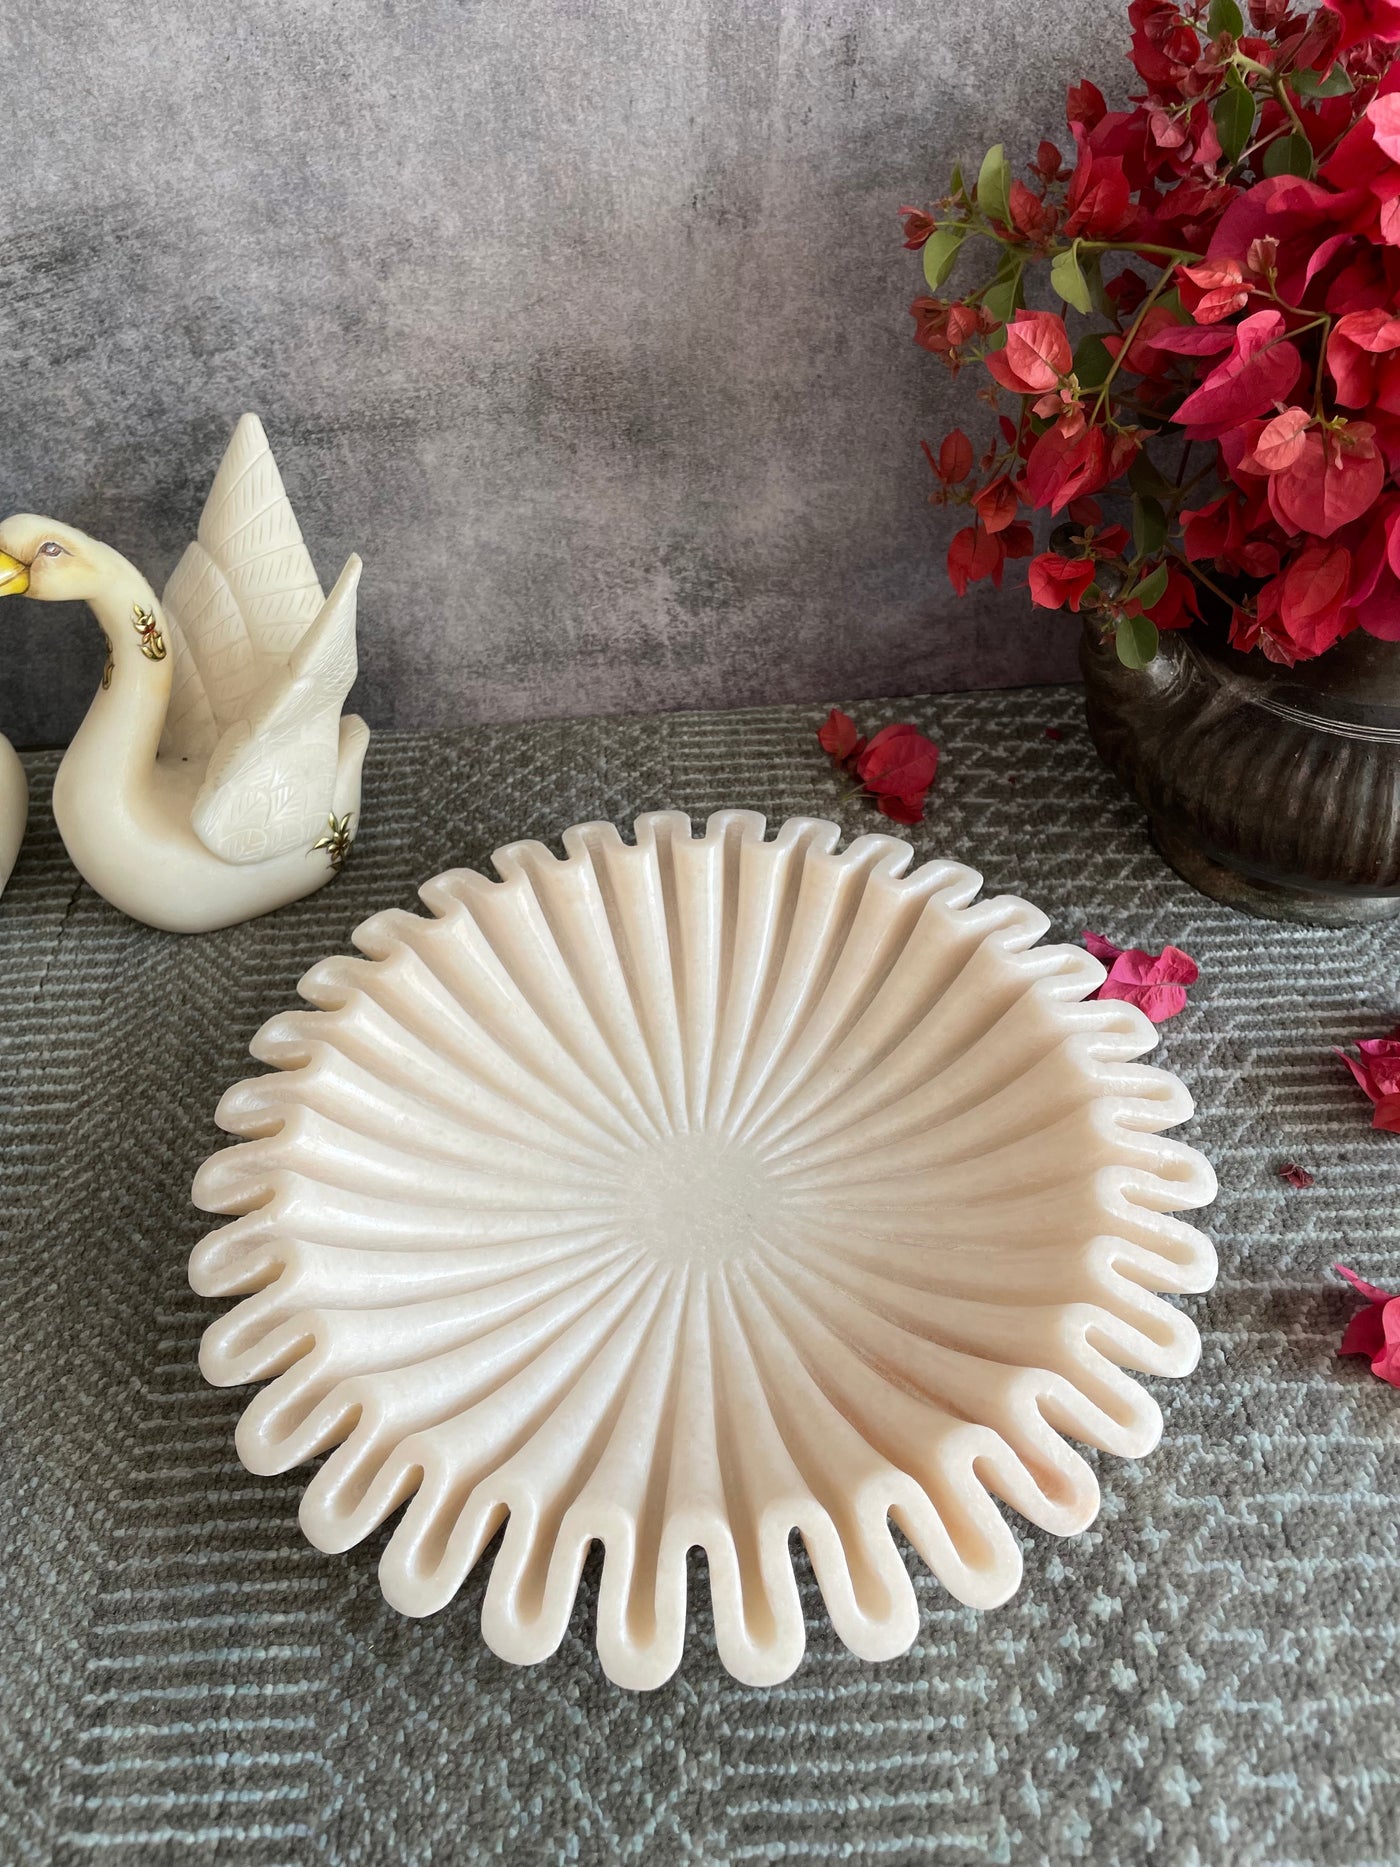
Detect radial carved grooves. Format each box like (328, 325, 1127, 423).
(191, 810, 1217, 1689)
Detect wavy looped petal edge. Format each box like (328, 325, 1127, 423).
(190, 810, 1218, 1689)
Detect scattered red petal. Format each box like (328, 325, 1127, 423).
(875, 791, 925, 824)
(1334, 1264, 1400, 1388)
(1336, 1031, 1400, 1133)
(1045, 726, 1064, 741)
(818, 713, 938, 825)
(1279, 1162, 1315, 1189)
(1081, 930, 1123, 965)
(1082, 930, 1199, 1023)
(817, 707, 862, 764)
(856, 724, 940, 805)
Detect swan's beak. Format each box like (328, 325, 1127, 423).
(0, 552, 29, 597)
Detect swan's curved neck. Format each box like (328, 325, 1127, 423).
(71, 557, 174, 782)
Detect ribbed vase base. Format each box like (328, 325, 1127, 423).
(1152, 821, 1400, 928)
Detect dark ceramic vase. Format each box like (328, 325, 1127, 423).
(1080, 618, 1400, 925)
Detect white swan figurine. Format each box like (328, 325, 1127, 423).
(0, 730, 25, 897)
(0, 414, 369, 933)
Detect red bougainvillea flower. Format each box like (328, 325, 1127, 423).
(1326, 0, 1400, 51)
(1106, 268, 1149, 314)
(905, 4, 1400, 672)
(1333, 1266, 1400, 1388)
(1143, 321, 1235, 362)
(929, 429, 974, 485)
(1279, 1162, 1315, 1189)
(971, 477, 1021, 533)
(1064, 142, 1135, 239)
(1082, 930, 1199, 1022)
(817, 707, 863, 763)
(1327, 309, 1400, 409)
(984, 310, 1072, 394)
(1337, 1032, 1400, 1132)
(1176, 257, 1253, 324)
(1321, 91, 1400, 248)
(1345, 492, 1400, 638)
(1138, 562, 1200, 631)
(1023, 425, 1134, 513)
(1252, 545, 1356, 660)
(1129, 0, 1202, 94)
(1066, 78, 1107, 129)
(1008, 178, 1060, 240)
(947, 520, 1033, 593)
(899, 207, 936, 249)
(1245, 406, 1313, 474)
(910, 298, 996, 361)
(1263, 422, 1385, 538)
(1028, 552, 1096, 612)
(1172, 310, 1304, 441)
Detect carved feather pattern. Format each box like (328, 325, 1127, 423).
(158, 415, 362, 865)
(190, 556, 362, 864)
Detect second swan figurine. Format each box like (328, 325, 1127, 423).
(0, 414, 369, 933)
(0, 732, 26, 899)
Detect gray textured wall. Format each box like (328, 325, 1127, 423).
(1, 0, 1124, 748)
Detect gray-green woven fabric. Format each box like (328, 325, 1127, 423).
(3, 689, 1399, 1867)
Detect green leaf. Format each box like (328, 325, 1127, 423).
(1291, 64, 1353, 99)
(1128, 452, 1176, 500)
(1050, 244, 1094, 315)
(1206, 0, 1243, 36)
(1213, 68, 1255, 166)
(949, 162, 967, 199)
(1082, 250, 1112, 317)
(1263, 131, 1315, 179)
(1115, 612, 1160, 668)
(1132, 496, 1168, 558)
(976, 144, 1012, 226)
(1154, 285, 1185, 320)
(922, 223, 968, 291)
(1130, 563, 1170, 611)
(1073, 332, 1115, 388)
(981, 264, 1022, 326)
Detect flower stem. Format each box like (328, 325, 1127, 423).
(1271, 73, 1312, 152)
(1091, 259, 1180, 421)
(1077, 240, 1198, 262)
(1168, 547, 1237, 612)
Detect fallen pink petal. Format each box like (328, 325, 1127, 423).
(1336, 1031, 1400, 1134)
(1082, 931, 1199, 1023)
(1279, 1163, 1315, 1190)
(1081, 930, 1124, 966)
(1334, 1265, 1400, 1388)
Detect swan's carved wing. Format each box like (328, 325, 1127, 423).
(190, 556, 362, 865)
(159, 414, 325, 759)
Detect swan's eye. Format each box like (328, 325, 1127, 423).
(38, 541, 66, 558)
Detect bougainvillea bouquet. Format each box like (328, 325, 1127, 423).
(904, 0, 1400, 668)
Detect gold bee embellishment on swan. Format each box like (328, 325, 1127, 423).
(132, 602, 166, 661)
(312, 812, 354, 871)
